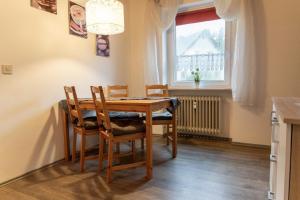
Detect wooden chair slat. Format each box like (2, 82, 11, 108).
(107, 85, 128, 98)
(145, 84, 169, 97)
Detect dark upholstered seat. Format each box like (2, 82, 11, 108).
(152, 111, 173, 120)
(78, 117, 98, 130)
(74, 111, 141, 130)
(82, 110, 140, 121)
(72, 111, 98, 130)
(82, 110, 96, 118)
(109, 111, 140, 121)
(141, 111, 173, 120)
(104, 119, 145, 136)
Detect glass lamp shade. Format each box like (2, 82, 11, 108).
(86, 0, 124, 35)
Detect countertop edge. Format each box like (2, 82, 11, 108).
(273, 97, 300, 125)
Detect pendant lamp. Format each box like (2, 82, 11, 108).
(86, 0, 124, 35)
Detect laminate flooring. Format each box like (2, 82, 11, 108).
(0, 136, 270, 200)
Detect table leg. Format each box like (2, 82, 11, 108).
(146, 108, 153, 179)
(172, 111, 177, 158)
(61, 109, 70, 161)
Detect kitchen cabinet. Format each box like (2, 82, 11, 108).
(269, 97, 300, 200)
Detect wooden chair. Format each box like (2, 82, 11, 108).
(91, 86, 147, 183)
(64, 86, 99, 172)
(107, 84, 144, 149)
(145, 84, 177, 157)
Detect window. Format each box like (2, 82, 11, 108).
(170, 7, 231, 88)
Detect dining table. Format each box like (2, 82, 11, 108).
(59, 97, 179, 179)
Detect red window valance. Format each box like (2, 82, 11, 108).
(176, 7, 220, 26)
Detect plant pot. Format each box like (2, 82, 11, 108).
(194, 81, 200, 88)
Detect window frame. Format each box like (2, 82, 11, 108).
(168, 4, 232, 89)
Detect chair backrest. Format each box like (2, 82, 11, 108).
(145, 84, 169, 97)
(107, 85, 128, 98)
(90, 86, 112, 131)
(64, 86, 84, 126)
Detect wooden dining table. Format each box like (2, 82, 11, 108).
(60, 97, 178, 179)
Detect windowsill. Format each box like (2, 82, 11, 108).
(169, 86, 232, 91)
(169, 81, 232, 91)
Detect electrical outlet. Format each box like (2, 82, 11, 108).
(2, 65, 13, 75)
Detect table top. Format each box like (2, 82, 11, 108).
(79, 97, 173, 106)
(59, 97, 180, 113)
(273, 97, 300, 125)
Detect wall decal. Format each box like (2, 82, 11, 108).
(69, 1, 87, 39)
(96, 35, 110, 57)
(31, 0, 57, 14)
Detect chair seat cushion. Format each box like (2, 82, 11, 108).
(109, 111, 140, 121)
(142, 111, 173, 121)
(71, 110, 96, 122)
(75, 116, 99, 130)
(152, 112, 173, 120)
(82, 110, 96, 118)
(106, 120, 145, 136)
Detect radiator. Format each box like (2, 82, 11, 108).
(176, 96, 221, 135)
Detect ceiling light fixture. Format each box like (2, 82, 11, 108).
(86, 0, 124, 35)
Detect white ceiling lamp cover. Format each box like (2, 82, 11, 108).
(86, 0, 124, 35)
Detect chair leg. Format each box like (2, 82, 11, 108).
(172, 125, 177, 158)
(166, 125, 170, 146)
(80, 134, 86, 172)
(141, 138, 144, 150)
(98, 134, 104, 173)
(107, 139, 114, 183)
(131, 140, 136, 161)
(72, 132, 77, 162)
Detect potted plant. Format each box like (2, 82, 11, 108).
(191, 68, 201, 87)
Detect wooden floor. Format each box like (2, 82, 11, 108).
(0, 136, 270, 200)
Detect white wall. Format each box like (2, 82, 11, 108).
(127, 0, 146, 96)
(229, 0, 300, 145)
(0, 0, 129, 183)
(127, 0, 300, 145)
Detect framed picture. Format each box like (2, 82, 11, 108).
(68, 1, 87, 39)
(96, 35, 110, 57)
(31, 0, 57, 14)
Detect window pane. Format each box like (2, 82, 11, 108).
(175, 19, 225, 82)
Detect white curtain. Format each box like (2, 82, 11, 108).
(143, 0, 182, 85)
(214, 0, 256, 106)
